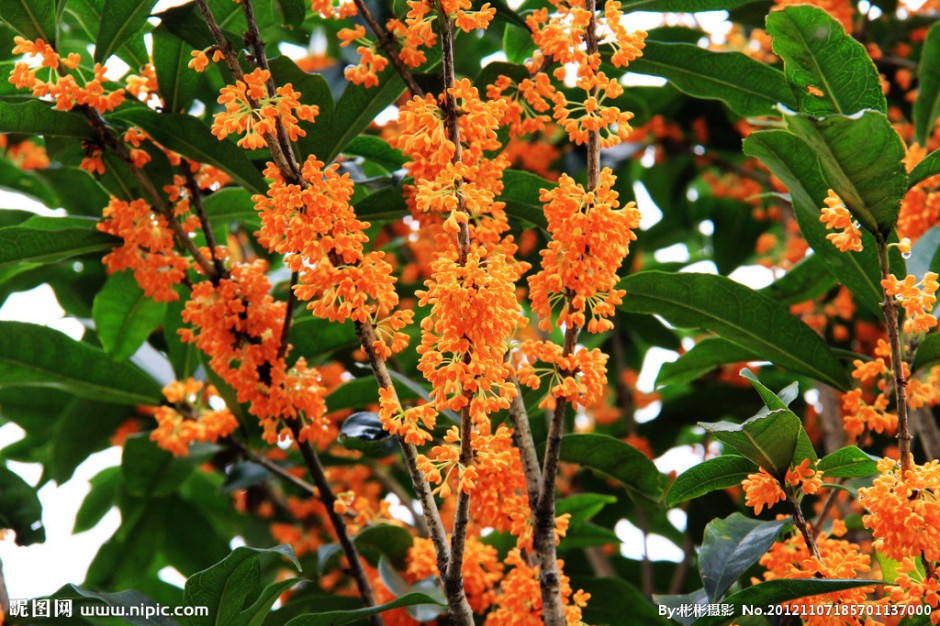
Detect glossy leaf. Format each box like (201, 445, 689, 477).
(909, 148, 940, 189)
(767, 5, 886, 115)
(743, 130, 883, 315)
(122, 435, 219, 498)
(0, 465, 45, 545)
(621, 0, 759, 11)
(0, 0, 57, 43)
(338, 411, 391, 452)
(913, 334, 940, 372)
(618, 271, 850, 389)
(914, 21, 940, 145)
(65, 0, 149, 68)
(500, 169, 551, 230)
(94, 0, 157, 62)
(0, 215, 116, 271)
(785, 110, 907, 236)
(0, 321, 162, 405)
(93, 271, 167, 361)
(760, 252, 838, 305)
(817, 446, 879, 478)
(285, 593, 445, 626)
(152, 26, 198, 114)
(0, 99, 94, 138)
(318, 523, 414, 575)
(699, 513, 787, 601)
(558, 433, 665, 503)
(666, 455, 758, 507)
(627, 41, 795, 117)
(53, 585, 179, 626)
(700, 409, 802, 478)
(656, 337, 759, 387)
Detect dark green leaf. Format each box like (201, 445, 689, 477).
(743, 130, 883, 315)
(785, 110, 907, 236)
(108, 107, 267, 193)
(93, 271, 167, 361)
(700, 409, 802, 477)
(0, 215, 115, 271)
(558, 433, 665, 503)
(0, 0, 57, 43)
(905, 226, 940, 282)
(0, 321, 162, 404)
(666, 455, 758, 507)
(152, 26, 199, 114)
(342, 136, 406, 173)
(700, 513, 787, 601)
(122, 434, 218, 497)
(767, 5, 886, 115)
(319, 523, 414, 575)
(760, 253, 838, 305)
(909, 148, 940, 189)
(657, 337, 759, 387)
(74, 466, 120, 533)
(284, 593, 445, 626)
(499, 169, 551, 230)
(0, 464, 45, 545)
(621, 0, 759, 11)
(914, 22, 940, 145)
(272, 0, 306, 26)
(579, 578, 671, 626)
(353, 184, 409, 222)
(0, 99, 93, 138)
(238, 578, 302, 626)
(65, 0, 149, 68)
(289, 317, 359, 361)
(817, 446, 879, 477)
(94, 0, 157, 62)
(618, 271, 850, 389)
(693, 579, 881, 626)
(914, 333, 940, 372)
(626, 41, 795, 118)
(556, 493, 617, 526)
(338, 411, 391, 452)
(203, 187, 261, 229)
(185, 544, 301, 626)
(51, 399, 129, 483)
(53, 585, 180, 626)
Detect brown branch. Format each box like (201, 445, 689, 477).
(288, 422, 383, 626)
(182, 164, 227, 279)
(367, 461, 430, 536)
(278, 271, 300, 362)
(877, 239, 913, 472)
(351, 0, 426, 97)
(790, 493, 822, 562)
(508, 372, 541, 512)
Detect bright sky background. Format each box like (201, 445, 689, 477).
(0, 4, 784, 602)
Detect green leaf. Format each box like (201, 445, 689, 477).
(500, 169, 551, 230)
(202, 187, 261, 229)
(907, 226, 940, 281)
(74, 466, 120, 533)
(285, 593, 446, 626)
(52, 585, 180, 626)
(122, 434, 218, 497)
(185, 544, 301, 626)
(353, 184, 409, 222)
(666, 455, 758, 507)
(65, 0, 149, 69)
(238, 578, 302, 626)
(618, 271, 850, 389)
(338, 411, 391, 452)
(693, 579, 881, 626)
(556, 493, 617, 526)
(94, 0, 157, 62)
(621, 0, 759, 11)
(700, 513, 787, 601)
(909, 148, 940, 189)
(0, 215, 116, 271)
(914, 21, 940, 145)
(0, 321, 162, 404)
(657, 337, 759, 387)
(760, 253, 838, 305)
(92, 271, 167, 361)
(0, 99, 94, 138)
(767, 5, 886, 116)
(152, 25, 198, 114)
(913, 333, 940, 372)
(272, 0, 306, 26)
(625, 41, 795, 118)
(743, 130, 883, 315)
(0, 464, 45, 545)
(108, 108, 267, 194)
(785, 110, 908, 236)
(318, 523, 414, 575)
(578, 578, 670, 626)
(700, 409, 802, 477)
(342, 136, 406, 173)
(817, 446, 879, 478)
(289, 317, 359, 361)
(557, 433, 664, 503)
(268, 55, 335, 161)
(0, 0, 57, 43)
(51, 399, 129, 483)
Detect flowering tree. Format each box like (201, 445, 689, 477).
(0, 0, 939, 623)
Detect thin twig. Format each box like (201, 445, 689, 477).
(790, 494, 822, 562)
(278, 271, 300, 362)
(508, 372, 541, 512)
(182, 164, 227, 279)
(351, 0, 425, 97)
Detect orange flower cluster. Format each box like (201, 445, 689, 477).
(486, 74, 556, 137)
(416, 424, 515, 499)
(528, 169, 641, 333)
(378, 386, 437, 445)
(97, 197, 191, 302)
(310, 0, 357, 19)
(416, 249, 524, 419)
(888, 558, 940, 624)
(9, 37, 125, 112)
(819, 189, 863, 253)
(483, 549, 589, 626)
(3, 138, 50, 170)
(859, 457, 940, 565)
(179, 260, 329, 444)
(517, 340, 609, 410)
(758, 523, 875, 625)
(254, 157, 412, 358)
(842, 388, 896, 438)
(211, 68, 318, 149)
(882, 272, 939, 334)
(742, 467, 785, 514)
(338, 25, 389, 88)
(553, 72, 636, 148)
(407, 537, 503, 614)
(150, 379, 238, 456)
(125, 64, 160, 106)
(188, 48, 225, 73)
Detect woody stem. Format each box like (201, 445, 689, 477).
(789, 493, 822, 562)
(182, 165, 227, 280)
(877, 239, 913, 473)
(351, 0, 426, 97)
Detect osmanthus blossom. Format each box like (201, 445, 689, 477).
(149, 379, 238, 457)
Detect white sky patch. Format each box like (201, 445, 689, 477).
(655, 243, 690, 264)
(634, 181, 662, 230)
(729, 265, 775, 290)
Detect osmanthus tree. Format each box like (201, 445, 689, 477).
(0, 0, 939, 622)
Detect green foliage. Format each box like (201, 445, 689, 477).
(666, 455, 758, 507)
(699, 513, 787, 601)
(557, 433, 665, 503)
(94, 0, 156, 63)
(0, 464, 45, 545)
(914, 21, 940, 145)
(92, 271, 167, 361)
(0, 0, 58, 44)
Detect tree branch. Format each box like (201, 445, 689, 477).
(351, 0, 426, 97)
